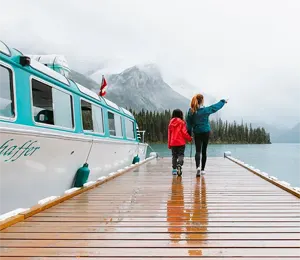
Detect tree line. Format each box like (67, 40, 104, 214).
(130, 109, 271, 144)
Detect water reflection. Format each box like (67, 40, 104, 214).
(167, 176, 184, 243)
(186, 176, 208, 256)
(167, 176, 208, 255)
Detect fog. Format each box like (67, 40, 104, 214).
(1, 0, 299, 127)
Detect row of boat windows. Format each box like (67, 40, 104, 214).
(0, 64, 135, 139)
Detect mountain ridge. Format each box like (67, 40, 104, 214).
(105, 64, 190, 112)
(274, 122, 300, 143)
(70, 66, 190, 112)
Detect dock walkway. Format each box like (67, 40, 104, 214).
(0, 157, 299, 259)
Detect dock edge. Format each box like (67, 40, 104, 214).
(0, 156, 156, 230)
(224, 151, 300, 199)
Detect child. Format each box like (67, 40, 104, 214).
(168, 109, 192, 176)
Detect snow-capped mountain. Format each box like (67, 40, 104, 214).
(87, 62, 220, 111)
(70, 65, 190, 112)
(90, 63, 216, 103)
(70, 70, 99, 90)
(72, 62, 221, 115)
(104, 64, 190, 112)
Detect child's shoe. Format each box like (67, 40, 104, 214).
(172, 169, 177, 175)
(177, 164, 182, 176)
(196, 167, 201, 177)
(201, 170, 206, 175)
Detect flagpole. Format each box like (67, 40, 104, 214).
(99, 75, 107, 97)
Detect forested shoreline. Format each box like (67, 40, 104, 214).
(130, 109, 271, 144)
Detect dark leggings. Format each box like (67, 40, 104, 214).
(194, 132, 210, 170)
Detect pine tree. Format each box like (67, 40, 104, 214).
(130, 109, 270, 144)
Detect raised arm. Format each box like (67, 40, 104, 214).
(205, 100, 226, 114)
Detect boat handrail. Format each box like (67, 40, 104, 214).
(137, 130, 146, 143)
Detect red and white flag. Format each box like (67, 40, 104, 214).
(98, 75, 107, 96)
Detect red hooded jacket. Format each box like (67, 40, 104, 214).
(168, 118, 192, 149)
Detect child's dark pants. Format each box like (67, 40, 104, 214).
(171, 145, 185, 169)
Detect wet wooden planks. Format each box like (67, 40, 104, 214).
(0, 157, 299, 258)
(1, 259, 300, 260)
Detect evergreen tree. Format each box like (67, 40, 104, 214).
(132, 109, 271, 144)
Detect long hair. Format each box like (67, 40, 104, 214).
(190, 94, 204, 114)
(172, 109, 183, 120)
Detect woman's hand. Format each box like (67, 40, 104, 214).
(221, 99, 229, 103)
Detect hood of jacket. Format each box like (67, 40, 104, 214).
(169, 118, 183, 128)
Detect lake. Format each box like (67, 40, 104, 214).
(147, 143, 300, 187)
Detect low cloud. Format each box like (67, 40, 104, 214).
(1, 0, 299, 127)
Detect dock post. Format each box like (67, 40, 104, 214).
(224, 151, 231, 158)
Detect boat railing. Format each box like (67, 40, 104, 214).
(137, 130, 146, 143)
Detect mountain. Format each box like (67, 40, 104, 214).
(274, 123, 300, 143)
(69, 70, 99, 90)
(251, 122, 300, 143)
(90, 63, 218, 107)
(250, 122, 286, 143)
(104, 64, 190, 112)
(69, 65, 190, 112)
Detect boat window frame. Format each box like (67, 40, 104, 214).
(80, 97, 105, 135)
(107, 110, 124, 138)
(29, 75, 76, 131)
(0, 61, 17, 122)
(124, 117, 136, 140)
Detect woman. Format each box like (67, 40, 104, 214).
(186, 94, 227, 177)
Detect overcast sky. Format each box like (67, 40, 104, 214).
(1, 0, 300, 128)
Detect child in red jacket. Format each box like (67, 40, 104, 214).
(168, 109, 192, 176)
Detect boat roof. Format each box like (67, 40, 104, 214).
(29, 54, 70, 70)
(0, 40, 134, 119)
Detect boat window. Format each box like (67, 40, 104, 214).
(108, 111, 123, 137)
(52, 88, 74, 128)
(31, 79, 74, 128)
(92, 105, 104, 133)
(108, 111, 116, 136)
(125, 118, 135, 139)
(115, 114, 123, 137)
(81, 100, 93, 131)
(0, 65, 15, 118)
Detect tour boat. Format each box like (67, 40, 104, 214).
(0, 40, 148, 214)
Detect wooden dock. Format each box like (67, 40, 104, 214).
(0, 157, 299, 259)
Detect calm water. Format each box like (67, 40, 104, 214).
(147, 143, 300, 187)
